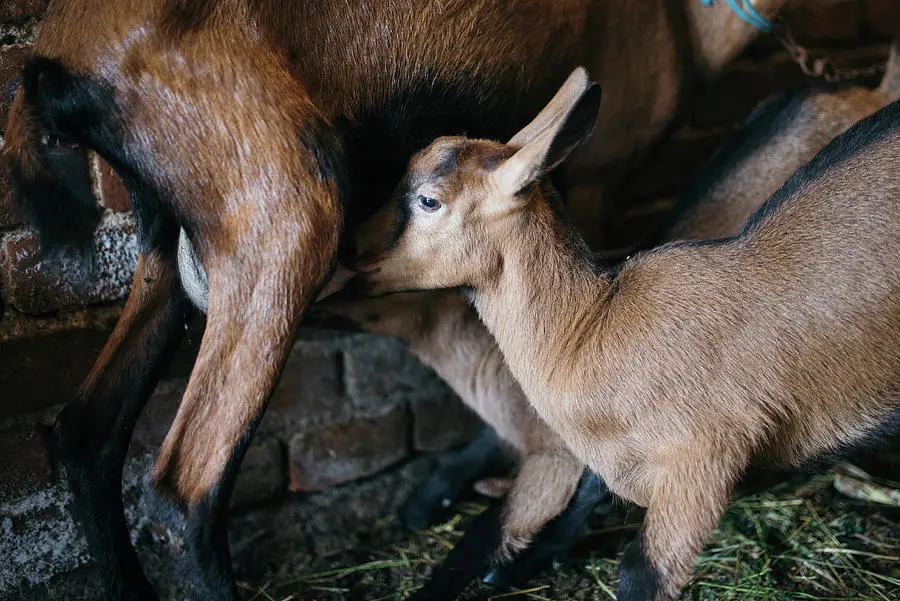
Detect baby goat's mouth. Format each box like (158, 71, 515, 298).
(343, 267, 391, 298)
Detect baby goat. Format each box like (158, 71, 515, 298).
(315, 42, 900, 599)
(656, 37, 900, 244)
(310, 289, 604, 595)
(352, 68, 900, 600)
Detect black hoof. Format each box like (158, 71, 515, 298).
(397, 486, 456, 531)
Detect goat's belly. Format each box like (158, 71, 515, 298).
(177, 228, 209, 313)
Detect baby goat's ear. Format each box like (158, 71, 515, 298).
(495, 68, 601, 197)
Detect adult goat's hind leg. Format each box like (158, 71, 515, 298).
(149, 217, 338, 600)
(52, 219, 191, 601)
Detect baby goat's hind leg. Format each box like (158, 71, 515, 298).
(148, 220, 337, 600)
(398, 425, 514, 530)
(618, 455, 738, 601)
(52, 220, 191, 601)
(484, 468, 609, 589)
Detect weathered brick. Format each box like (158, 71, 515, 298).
(231, 437, 284, 510)
(0, 306, 119, 417)
(0, 44, 29, 125)
(0, 0, 48, 23)
(343, 334, 446, 408)
(863, 0, 900, 37)
(0, 212, 137, 314)
(783, 0, 861, 44)
(412, 391, 481, 453)
(262, 345, 348, 435)
(0, 310, 200, 419)
(0, 424, 53, 503)
(287, 406, 409, 492)
(94, 156, 131, 212)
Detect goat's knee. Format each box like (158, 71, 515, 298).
(497, 452, 583, 558)
(485, 468, 607, 590)
(618, 459, 736, 601)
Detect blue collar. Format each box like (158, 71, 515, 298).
(702, 0, 773, 33)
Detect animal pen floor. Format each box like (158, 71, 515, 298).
(239, 468, 900, 601)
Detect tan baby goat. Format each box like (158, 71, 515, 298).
(350, 68, 900, 601)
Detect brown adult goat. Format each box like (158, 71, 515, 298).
(2, 1, 785, 599)
(655, 37, 900, 244)
(352, 68, 900, 600)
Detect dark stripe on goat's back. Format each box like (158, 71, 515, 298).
(648, 85, 820, 246)
(631, 99, 899, 264)
(742, 98, 899, 233)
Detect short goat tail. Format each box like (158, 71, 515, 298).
(2, 56, 100, 255)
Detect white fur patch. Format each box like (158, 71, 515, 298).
(177, 228, 209, 313)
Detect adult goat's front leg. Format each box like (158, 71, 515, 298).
(53, 220, 191, 601)
(150, 218, 339, 600)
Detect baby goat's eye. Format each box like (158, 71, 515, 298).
(417, 195, 441, 213)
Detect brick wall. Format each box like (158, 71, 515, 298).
(0, 0, 898, 599)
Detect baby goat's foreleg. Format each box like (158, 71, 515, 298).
(398, 425, 514, 531)
(53, 222, 191, 601)
(618, 455, 738, 601)
(407, 453, 589, 600)
(485, 468, 608, 589)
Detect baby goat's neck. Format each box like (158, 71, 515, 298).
(473, 194, 613, 398)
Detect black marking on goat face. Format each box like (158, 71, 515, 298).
(434, 146, 460, 177)
(387, 176, 415, 248)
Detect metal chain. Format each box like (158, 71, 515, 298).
(773, 18, 887, 83)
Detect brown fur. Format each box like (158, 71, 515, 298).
(315, 288, 583, 556)
(2, 1, 787, 598)
(664, 83, 898, 242)
(3, 0, 784, 517)
(357, 69, 900, 600)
